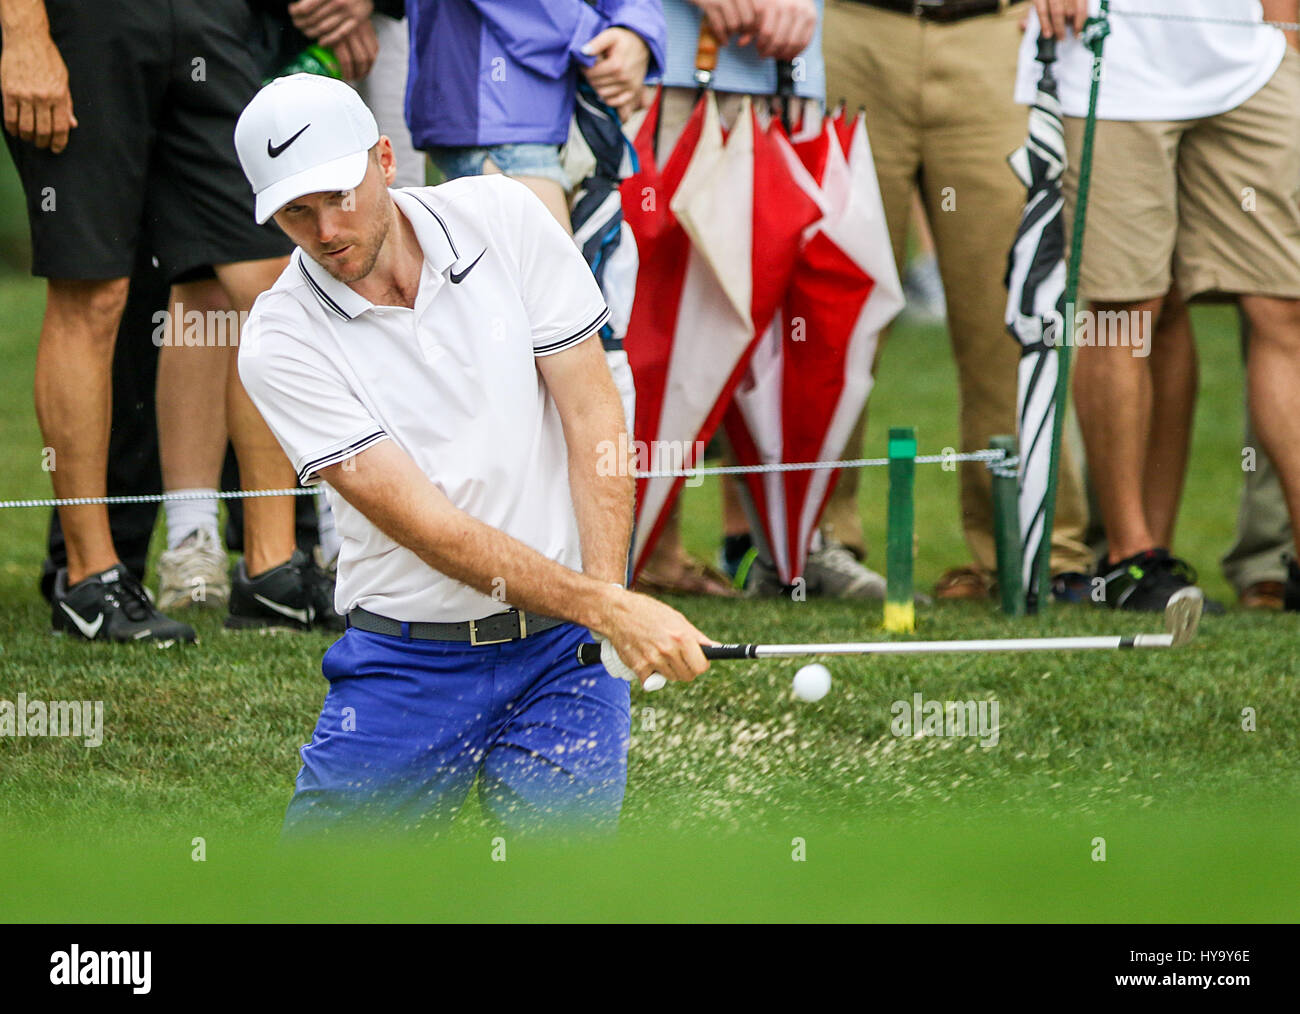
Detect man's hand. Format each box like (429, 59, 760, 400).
(751, 0, 816, 61)
(594, 586, 713, 686)
(288, 0, 374, 49)
(0, 16, 76, 153)
(695, 0, 758, 47)
(1032, 0, 1087, 39)
(581, 27, 650, 112)
(333, 16, 379, 81)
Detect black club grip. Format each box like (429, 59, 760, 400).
(576, 642, 755, 666)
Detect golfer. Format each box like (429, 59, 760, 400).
(233, 74, 712, 834)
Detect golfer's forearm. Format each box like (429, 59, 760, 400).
(403, 506, 617, 628)
(566, 423, 635, 586)
(0, 0, 48, 38)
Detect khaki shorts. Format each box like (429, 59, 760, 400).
(1064, 47, 1300, 303)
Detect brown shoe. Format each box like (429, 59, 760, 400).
(635, 558, 739, 597)
(934, 565, 993, 601)
(1240, 580, 1285, 611)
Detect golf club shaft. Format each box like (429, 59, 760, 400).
(576, 632, 1174, 666)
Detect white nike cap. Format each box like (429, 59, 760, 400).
(235, 73, 380, 224)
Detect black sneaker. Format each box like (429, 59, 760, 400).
(1097, 549, 1224, 613)
(52, 566, 196, 644)
(226, 550, 315, 631)
(303, 548, 345, 632)
(1284, 557, 1300, 612)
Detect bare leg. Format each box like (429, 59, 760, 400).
(1141, 284, 1196, 547)
(36, 278, 131, 584)
(157, 279, 231, 492)
(213, 256, 296, 577)
(1241, 294, 1300, 533)
(480, 155, 573, 234)
(1072, 296, 1164, 564)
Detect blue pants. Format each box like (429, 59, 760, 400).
(282, 621, 630, 836)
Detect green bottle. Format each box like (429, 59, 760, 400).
(267, 44, 342, 83)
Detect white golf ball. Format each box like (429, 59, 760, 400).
(792, 663, 832, 702)
(643, 673, 667, 692)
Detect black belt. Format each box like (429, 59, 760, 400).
(347, 606, 565, 644)
(843, 0, 1024, 22)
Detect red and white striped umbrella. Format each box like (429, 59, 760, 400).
(621, 90, 754, 577)
(724, 110, 904, 583)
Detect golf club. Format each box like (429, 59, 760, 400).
(577, 586, 1204, 669)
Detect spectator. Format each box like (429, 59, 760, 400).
(0, 0, 328, 640)
(404, 1, 663, 432)
(1023, 0, 1300, 610)
(155, 2, 418, 622)
(822, 0, 1096, 602)
(1222, 315, 1297, 609)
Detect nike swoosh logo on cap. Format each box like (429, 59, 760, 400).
(253, 594, 313, 626)
(267, 123, 311, 158)
(59, 601, 104, 640)
(449, 250, 486, 284)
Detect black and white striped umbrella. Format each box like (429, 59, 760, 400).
(1004, 37, 1068, 613)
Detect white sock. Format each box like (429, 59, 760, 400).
(316, 490, 341, 566)
(165, 489, 221, 550)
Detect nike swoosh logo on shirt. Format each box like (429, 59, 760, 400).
(267, 124, 311, 158)
(59, 602, 104, 639)
(253, 594, 313, 626)
(449, 249, 486, 284)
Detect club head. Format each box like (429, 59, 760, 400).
(1164, 586, 1204, 647)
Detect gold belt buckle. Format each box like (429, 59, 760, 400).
(468, 611, 527, 646)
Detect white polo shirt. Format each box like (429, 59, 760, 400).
(1015, 1, 1285, 121)
(239, 176, 610, 622)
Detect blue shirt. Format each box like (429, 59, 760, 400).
(660, 0, 825, 99)
(406, 1, 667, 147)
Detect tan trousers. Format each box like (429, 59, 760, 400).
(820, 0, 1093, 576)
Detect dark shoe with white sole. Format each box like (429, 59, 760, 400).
(1097, 549, 1224, 614)
(52, 565, 196, 644)
(226, 550, 315, 631)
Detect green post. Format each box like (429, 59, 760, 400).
(1037, 2, 1110, 611)
(989, 435, 1025, 617)
(885, 426, 916, 633)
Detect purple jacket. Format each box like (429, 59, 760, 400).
(406, 1, 666, 148)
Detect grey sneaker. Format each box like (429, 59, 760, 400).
(744, 552, 788, 597)
(156, 528, 230, 611)
(745, 535, 888, 600)
(804, 537, 887, 599)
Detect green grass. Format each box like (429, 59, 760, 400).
(1, 275, 1298, 921)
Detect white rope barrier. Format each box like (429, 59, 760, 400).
(0, 449, 1018, 509)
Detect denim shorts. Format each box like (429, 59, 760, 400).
(427, 142, 569, 187)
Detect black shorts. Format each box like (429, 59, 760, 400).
(1, 0, 293, 281)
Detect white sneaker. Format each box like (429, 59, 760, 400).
(156, 528, 230, 611)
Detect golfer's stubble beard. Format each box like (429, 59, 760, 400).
(316, 196, 393, 284)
